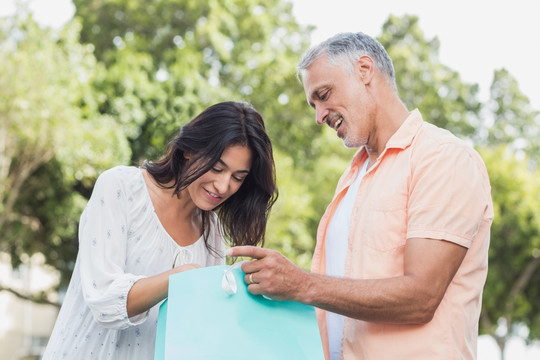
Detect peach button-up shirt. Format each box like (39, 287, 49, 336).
(312, 109, 493, 360)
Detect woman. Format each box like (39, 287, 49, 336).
(43, 101, 278, 359)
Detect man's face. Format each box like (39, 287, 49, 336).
(302, 55, 376, 148)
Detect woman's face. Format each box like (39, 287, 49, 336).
(186, 144, 252, 210)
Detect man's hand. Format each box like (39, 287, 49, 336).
(227, 246, 308, 302)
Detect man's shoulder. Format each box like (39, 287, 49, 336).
(412, 122, 487, 175)
(414, 121, 473, 153)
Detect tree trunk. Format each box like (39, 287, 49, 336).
(495, 336, 507, 360)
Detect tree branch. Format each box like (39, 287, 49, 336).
(0, 147, 53, 230)
(0, 284, 60, 308)
(480, 311, 494, 335)
(506, 255, 540, 315)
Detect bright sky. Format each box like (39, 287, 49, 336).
(292, 0, 540, 111)
(1, 0, 539, 108)
(1, 0, 540, 359)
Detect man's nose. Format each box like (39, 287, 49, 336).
(315, 105, 328, 125)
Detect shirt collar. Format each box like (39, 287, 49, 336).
(386, 108, 423, 150)
(350, 109, 423, 168)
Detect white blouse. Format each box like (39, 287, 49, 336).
(43, 166, 226, 360)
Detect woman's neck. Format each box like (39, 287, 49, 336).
(142, 169, 203, 247)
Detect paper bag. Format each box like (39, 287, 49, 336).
(155, 264, 324, 359)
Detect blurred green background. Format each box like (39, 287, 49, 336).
(1, 1, 539, 359)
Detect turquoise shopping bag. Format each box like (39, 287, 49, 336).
(154, 264, 324, 359)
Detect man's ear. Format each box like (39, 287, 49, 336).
(356, 55, 375, 84)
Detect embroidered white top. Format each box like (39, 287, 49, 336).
(43, 166, 225, 360)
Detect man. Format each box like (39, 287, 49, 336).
(227, 32, 493, 360)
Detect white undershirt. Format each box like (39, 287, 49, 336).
(325, 159, 368, 360)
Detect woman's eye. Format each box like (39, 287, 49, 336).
(233, 176, 245, 182)
(212, 167, 222, 173)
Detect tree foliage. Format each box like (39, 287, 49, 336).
(379, 20, 540, 353)
(2, 6, 540, 355)
(379, 15, 482, 139)
(475, 66, 540, 358)
(0, 11, 130, 292)
(478, 146, 540, 358)
(70, 0, 352, 267)
(485, 69, 540, 162)
(72, 0, 322, 164)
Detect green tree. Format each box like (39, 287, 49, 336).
(378, 15, 482, 139)
(378, 15, 540, 357)
(72, 0, 322, 164)
(0, 11, 130, 303)
(71, 0, 351, 264)
(485, 68, 540, 163)
(475, 67, 540, 359)
(479, 146, 540, 360)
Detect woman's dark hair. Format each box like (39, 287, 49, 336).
(142, 101, 277, 253)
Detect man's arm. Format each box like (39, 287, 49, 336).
(227, 238, 467, 324)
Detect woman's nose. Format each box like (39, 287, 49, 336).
(214, 174, 230, 194)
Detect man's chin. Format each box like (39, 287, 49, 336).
(342, 137, 363, 149)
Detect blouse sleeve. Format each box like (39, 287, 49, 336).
(77, 168, 146, 330)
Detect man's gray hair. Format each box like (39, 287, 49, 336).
(297, 32, 397, 92)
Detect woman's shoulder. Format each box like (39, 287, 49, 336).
(88, 166, 154, 226)
(91, 166, 147, 201)
(97, 165, 139, 181)
(94, 165, 142, 187)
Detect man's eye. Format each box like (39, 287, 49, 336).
(320, 91, 329, 101)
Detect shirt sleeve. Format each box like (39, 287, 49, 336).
(407, 141, 492, 248)
(77, 168, 146, 330)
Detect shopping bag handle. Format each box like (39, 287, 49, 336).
(222, 261, 248, 295)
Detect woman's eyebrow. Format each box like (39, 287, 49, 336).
(216, 159, 250, 173)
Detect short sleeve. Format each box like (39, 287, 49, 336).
(78, 168, 147, 329)
(407, 141, 492, 248)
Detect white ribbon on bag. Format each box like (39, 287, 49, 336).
(221, 261, 273, 300)
(221, 261, 248, 295)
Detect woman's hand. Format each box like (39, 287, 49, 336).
(127, 263, 202, 318)
(172, 263, 202, 273)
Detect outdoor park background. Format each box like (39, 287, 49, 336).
(1, 0, 540, 359)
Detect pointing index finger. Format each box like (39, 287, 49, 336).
(226, 246, 269, 259)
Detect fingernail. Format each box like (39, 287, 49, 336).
(226, 249, 233, 256)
